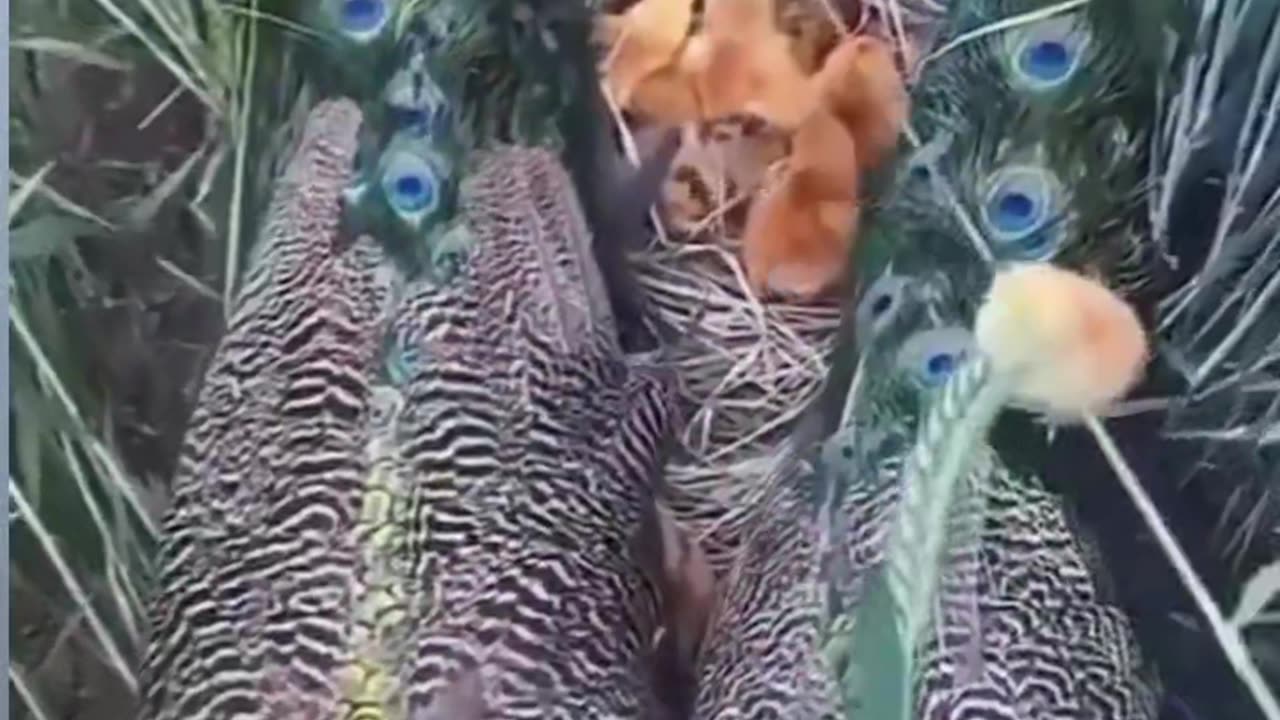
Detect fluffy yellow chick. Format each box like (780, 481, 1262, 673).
(974, 263, 1149, 417)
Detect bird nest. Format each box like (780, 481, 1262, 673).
(598, 0, 926, 518)
(630, 153, 841, 503)
(621, 119, 845, 570)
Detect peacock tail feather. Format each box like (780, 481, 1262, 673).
(690, 0, 1194, 717)
(140, 2, 693, 718)
(35, 0, 1276, 718)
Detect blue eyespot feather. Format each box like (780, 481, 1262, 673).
(895, 327, 976, 387)
(857, 274, 913, 341)
(981, 165, 1065, 261)
(381, 149, 441, 216)
(336, 0, 391, 42)
(1004, 16, 1091, 92)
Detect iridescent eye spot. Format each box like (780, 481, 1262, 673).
(1024, 40, 1070, 79)
(981, 165, 1064, 261)
(896, 326, 975, 388)
(925, 352, 956, 378)
(389, 171, 434, 212)
(1005, 16, 1089, 91)
(857, 273, 912, 340)
(381, 151, 440, 215)
(396, 175, 424, 199)
(340, 0, 387, 35)
(919, 348, 966, 386)
(991, 190, 1037, 234)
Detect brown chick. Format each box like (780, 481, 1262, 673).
(742, 107, 860, 299)
(813, 34, 909, 173)
(681, 0, 819, 130)
(777, 0, 843, 74)
(624, 62, 704, 125)
(600, 0, 695, 107)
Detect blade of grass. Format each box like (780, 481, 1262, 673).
(58, 433, 146, 647)
(1234, 561, 1280, 630)
(10, 299, 158, 538)
(138, 83, 187, 130)
(223, 0, 261, 313)
(87, 0, 222, 112)
(155, 256, 220, 302)
(130, 0, 206, 78)
(124, 142, 207, 229)
(10, 215, 103, 261)
(9, 479, 138, 694)
(8, 162, 57, 223)
(9, 37, 132, 71)
(9, 168, 116, 229)
(220, 4, 325, 40)
(11, 663, 57, 720)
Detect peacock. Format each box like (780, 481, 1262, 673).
(139, 2, 710, 719)
(131, 0, 1280, 719)
(686, 0, 1280, 719)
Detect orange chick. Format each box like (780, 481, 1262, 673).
(742, 108, 861, 299)
(624, 62, 704, 125)
(813, 34, 909, 173)
(681, 0, 819, 130)
(600, 0, 695, 107)
(777, 0, 842, 74)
